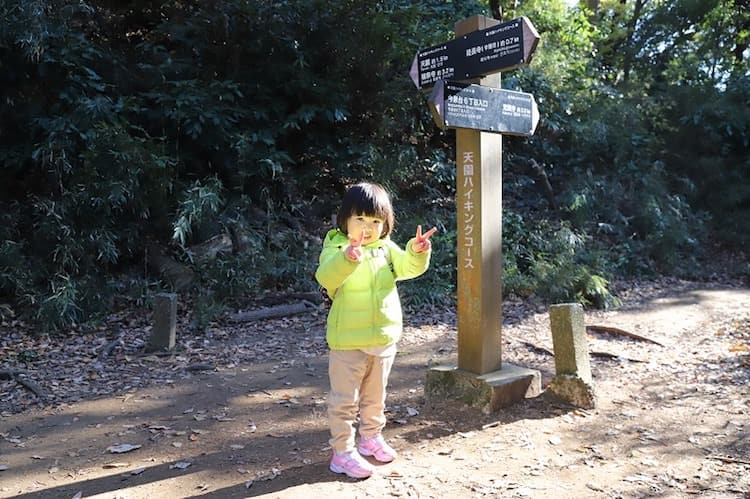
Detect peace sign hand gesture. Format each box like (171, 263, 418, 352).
(345, 230, 365, 262)
(412, 225, 437, 254)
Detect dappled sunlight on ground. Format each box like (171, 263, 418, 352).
(1, 279, 749, 498)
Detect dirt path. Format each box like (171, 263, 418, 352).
(1, 279, 749, 498)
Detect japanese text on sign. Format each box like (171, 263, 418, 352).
(411, 17, 539, 90)
(501, 91, 532, 118)
(447, 92, 489, 122)
(462, 151, 476, 270)
(465, 36, 521, 64)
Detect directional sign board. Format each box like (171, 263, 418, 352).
(428, 80, 540, 136)
(410, 16, 540, 90)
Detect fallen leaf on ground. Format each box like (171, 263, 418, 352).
(255, 468, 281, 481)
(106, 443, 142, 454)
(103, 462, 129, 469)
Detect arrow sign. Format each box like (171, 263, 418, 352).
(428, 80, 540, 136)
(410, 16, 540, 90)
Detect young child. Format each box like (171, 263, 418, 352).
(315, 182, 436, 479)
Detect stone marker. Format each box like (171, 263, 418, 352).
(150, 293, 177, 351)
(547, 303, 596, 408)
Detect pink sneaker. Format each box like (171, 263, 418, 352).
(357, 434, 397, 463)
(329, 450, 374, 479)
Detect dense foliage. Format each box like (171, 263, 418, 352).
(0, 0, 748, 331)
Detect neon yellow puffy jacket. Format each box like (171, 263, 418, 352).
(314, 229, 431, 350)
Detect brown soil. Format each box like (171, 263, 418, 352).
(1, 278, 749, 499)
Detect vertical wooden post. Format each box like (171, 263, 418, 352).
(424, 14, 542, 414)
(455, 15, 503, 375)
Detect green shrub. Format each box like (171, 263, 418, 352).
(502, 209, 619, 309)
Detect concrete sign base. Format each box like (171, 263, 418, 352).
(425, 363, 541, 414)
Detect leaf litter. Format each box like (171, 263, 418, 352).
(1, 279, 749, 498)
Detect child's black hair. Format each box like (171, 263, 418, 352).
(337, 182, 395, 238)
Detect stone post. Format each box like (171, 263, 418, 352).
(547, 303, 596, 408)
(150, 293, 177, 351)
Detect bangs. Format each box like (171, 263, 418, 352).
(358, 191, 391, 220)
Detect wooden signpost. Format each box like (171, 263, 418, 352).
(421, 15, 542, 413)
(428, 80, 540, 136)
(410, 16, 540, 90)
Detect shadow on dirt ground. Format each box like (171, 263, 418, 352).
(1, 279, 749, 498)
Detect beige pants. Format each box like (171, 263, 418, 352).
(328, 349, 395, 453)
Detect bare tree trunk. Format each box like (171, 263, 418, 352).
(622, 0, 647, 85)
(529, 159, 557, 211)
(733, 0, 750, 66)
(584, 1, 601, 23)
(489, 0, 502, 20)
(489, 1, 522, 21)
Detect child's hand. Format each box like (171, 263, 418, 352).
(345, 230, 365, 261)
(412, 225, 437, 253)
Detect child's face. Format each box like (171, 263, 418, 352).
(346, 214, 384, 245)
